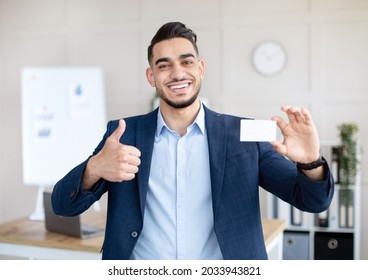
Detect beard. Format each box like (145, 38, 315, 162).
(156, 84, 201, 109)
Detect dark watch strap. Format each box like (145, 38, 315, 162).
(296, 156, 326, 170)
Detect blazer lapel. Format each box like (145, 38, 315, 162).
(136, 109, 157, 218)
(204, 106, 227, 216)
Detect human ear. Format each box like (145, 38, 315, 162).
(145, 67, 155, 87)
(199, 59, 205, 80)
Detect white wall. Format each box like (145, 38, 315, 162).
(0, 0, 367, 259)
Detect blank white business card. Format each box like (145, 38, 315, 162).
(240, 119, 277, 142)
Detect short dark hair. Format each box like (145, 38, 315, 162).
(147, 22, 199, 65)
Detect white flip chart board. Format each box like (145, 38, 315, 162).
(21, 67, 107, 187)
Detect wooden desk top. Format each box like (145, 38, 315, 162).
(0, 212, 107, 253)
(262, 218, 286, 246)
(0, 213, 285, 254)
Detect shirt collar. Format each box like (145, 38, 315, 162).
(156, 102, 206, 137)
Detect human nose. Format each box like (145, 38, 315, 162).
(170, 63, 186, 80)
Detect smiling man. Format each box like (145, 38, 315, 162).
(51, 22, 334, 260)
(146, 36, 205, 136)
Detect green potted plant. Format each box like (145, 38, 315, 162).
(337, 122, 359, 228)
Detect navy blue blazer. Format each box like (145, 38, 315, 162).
(52, 106, 334, 260)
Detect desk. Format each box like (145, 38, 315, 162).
(262, 219, 286, 260)
(0, 214, 285, 260)
(0, 212, 106, 260)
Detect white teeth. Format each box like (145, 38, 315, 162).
(170, 83, 189, 89)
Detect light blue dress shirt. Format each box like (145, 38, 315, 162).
(130, 104, 223, 260)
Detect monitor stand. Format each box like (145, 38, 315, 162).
(29, 185, 46, 221)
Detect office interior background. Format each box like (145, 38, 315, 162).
(0, 0, 367, 259)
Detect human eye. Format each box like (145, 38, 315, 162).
(158, 63, 169, 70)
(182, 59, 194, 66)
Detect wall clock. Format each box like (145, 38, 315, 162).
(252, 41, 287, 77)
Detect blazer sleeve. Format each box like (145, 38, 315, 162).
(51, 121, 116, 216)
(258, 141, 334, 213)
(51, 158, 107, 216)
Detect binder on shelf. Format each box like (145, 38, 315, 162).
(290, 206, 303, 226)
(348, 205, 354, 228)
(339, 189, 354, 228)
(277, 199, 291, 227)
(331, 146, 340, 184)
(328, 188, 339, 229)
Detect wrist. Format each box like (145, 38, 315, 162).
(296, 155, 326, 170)
(83, 156, 102, 191)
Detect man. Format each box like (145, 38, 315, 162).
(52, 22, 334, 260)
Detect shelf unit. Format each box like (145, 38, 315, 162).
(267, 141, 361, 260)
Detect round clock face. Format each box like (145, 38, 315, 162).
(252, 41, 287, 76)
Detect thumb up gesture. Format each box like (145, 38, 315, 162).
(83, 119, 141, 190)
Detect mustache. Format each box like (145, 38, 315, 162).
(166, 77, 192, 84)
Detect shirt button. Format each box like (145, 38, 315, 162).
(131, 231, 139, 238)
